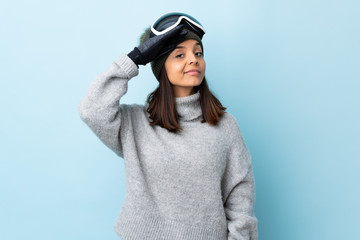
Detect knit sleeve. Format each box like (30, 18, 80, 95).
(222, 118, 258, 240)
(78, 54, 138, 157)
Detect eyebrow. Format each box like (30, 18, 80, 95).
(175, 42, 201, 49)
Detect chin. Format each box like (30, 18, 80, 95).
(194, 78, 204, 86)
(186, 77, 203, 86)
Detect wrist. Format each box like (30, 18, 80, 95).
(127, 48, 140, 68)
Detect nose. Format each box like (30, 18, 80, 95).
(188, 53, 198, 65)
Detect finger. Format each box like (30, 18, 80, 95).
(157, 29, 187, 49)
(168, 24, 185, 36)
(159, 24, 185, 41)
(178, 29, 188, 38)
(155, 43, 177, 59)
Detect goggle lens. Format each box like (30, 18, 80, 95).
(151, 12, 205, 38)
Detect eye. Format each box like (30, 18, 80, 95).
(175, 54, 184, 58)
(195, 52, 203, 57)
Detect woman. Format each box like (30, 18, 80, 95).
(79, 12, 258, 240)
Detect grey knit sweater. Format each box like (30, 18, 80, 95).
(79, 54, 258, 240)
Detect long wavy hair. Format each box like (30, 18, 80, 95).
(146, 66, 226, 133)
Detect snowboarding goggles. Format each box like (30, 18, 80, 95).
(150, 12, 205, 39)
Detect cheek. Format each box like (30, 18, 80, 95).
(200, 60, 206, 77)
(171, 61, 184, 72)
(165, 61, 184, 82)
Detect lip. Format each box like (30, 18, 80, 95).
(185, 69, 201, 75)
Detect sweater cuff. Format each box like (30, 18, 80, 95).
(114, 54, 139, 79)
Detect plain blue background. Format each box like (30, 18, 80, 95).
(1, 0, 359, 239)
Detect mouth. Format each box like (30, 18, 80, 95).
(185, 69, 201, 75)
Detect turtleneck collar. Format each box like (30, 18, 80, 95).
(175, 91, 202, 121)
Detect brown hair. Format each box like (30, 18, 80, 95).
(146, 67, 226, 133)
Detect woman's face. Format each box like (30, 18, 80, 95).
(165, 39, 206, 97)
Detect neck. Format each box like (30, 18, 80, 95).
(175, 91, 202, 122)
(173, 86, 195, 97)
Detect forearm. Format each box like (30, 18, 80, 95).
(78, 54, 138, 155)
(226, 167, 258, 240)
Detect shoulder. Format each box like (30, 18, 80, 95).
(220, 112, 238, 125)
(119, 103, 150, 121)
(219, 112, 241, 132)
(218, 112, 247, 143)
(119, 103, 147, 115)
(120, 103, 146, 111)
